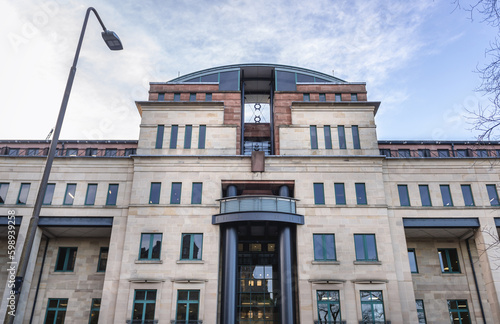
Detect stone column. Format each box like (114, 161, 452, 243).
(222, 225, 238, 324)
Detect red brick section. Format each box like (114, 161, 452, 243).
(244, 123, 271, 138)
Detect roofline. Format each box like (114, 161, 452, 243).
(378, 140, 500, 145)
(0, 140, 138, 144)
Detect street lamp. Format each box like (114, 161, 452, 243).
(5, 7, 122, 323)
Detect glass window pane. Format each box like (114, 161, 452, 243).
(334, 183, 346, 205)
(419, 185, 432, 206)
(192, 234, 202, 259)
(303, 93, 310, 101)
(192, 183, 202, 204)
(171, 183, 182, 204)
(408, 249, 418, 273)
(135, 290, 146, 300)
(0, 183, 8, 204)
(205, 93, 212, 101)
(145, 303, 155, 320)
(201, 73, 218, 82)
(198, 125, 206, 149)
(97, 247, 108, 272)
(43, 183, 55, 205)
(176, 303, 187, 320)
(181, 234, 191, 259)
(178, 290, 189, 301)
(219, 70, 239, 90)
(324, 125, 332, 149)
(440, 185, 453, 206)
(313, 235, 324, 260)
(361, 304, 373, 321)
(487, 184, 500, 206)
(314, 183, 325, 205)
(106, 184, 118, 205)
(325, 235, 336, 260)
(355, 183, 367, 205)
(188, 303, 199, 320)
(132, 302, 144, 319)
(352, 125, 360, 149)
(64, 184, 76, 205)
(335, 93, 341, 102)
(170, 125, 178, 149)
(140, 235, 150, 259)
(184, 125, 192, 149)
(297, 73, 314, 82)
(398, 185, 410, 206)
(338, 126, 346, 149)
(461, 185, 474, 206)
(319, 93, 326, 102)
(149, 183, 161, 204)
(55, 249, 67, 270)
(67, 248, 77, 270)
(366, 235, 377, 260)
(85, 184, 97, 205)
(354, 235, 365, 260)
(151, 234, 162, 259)
(310, 126, 318, 149)
(146, 290, 157, 300)
(17, 183, 30, 204)
(276, 71, 296, 91)
(155, 125, 164, 149)
(448, 249, 460, 272)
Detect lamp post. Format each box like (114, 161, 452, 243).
(5, 7, 122, 323)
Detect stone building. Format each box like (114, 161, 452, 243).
(1, 63, 500, 324)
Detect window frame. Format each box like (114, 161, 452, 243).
(149, 182, 161, 204)
(419, 184, 432, 207)
(398, 184, 410, 206)
(303, 93, 310, 101)
(157, 93, 165, 101)
(461, 184, 475, 206)
(191, 182, 202, 204)
(334, 183, 346, 205)
(63, 183, 76, 205)
(438, 248, 461, 273)
(486, 184, 500, 206)
(132, 289, 157, 322)
(319, 93, 326, 102)
(171, 182, 182, 204)
(447, 299, 471, 324)
(44, 298, 68, 324)
(176, 290, 200, 323)
(351, 93, 358, 101)
(310, 125, 318, 149)
(155, 125, 164, 149)
(180, 233, 203, 260)
(184, 125, 192, 149)
(335, 93, 341, 102)
(189, 93, 196, 102)
(338, 125, 346, 149)
(324, 125, 332, 149)
(355, 183, 367, 205)
(139, 233, 163, 260)
(354, 234, 378, 261)
(55, 247, 77, 272)
(205, 93, 212, 102)
(85, 184, 98, 206)
(408, 248, 418, 273)
(352, 125, 360, 149)
(0, 182, 9, 204)
(174, 93, 180, 101)
(316, 290, 341, 323)
(104, 148, 117, 157)
(314, 183, 325, 205)
(313, 234, 336, 261)
(416, 299, 427, 324)
(198, 125, 206, 149)
(43, 183, 56, 205)
(170, 125, 178, 149)
(17, 183, 31, 205)
(440, 184, 453, 207)
(97, 247, 108, 272)
(106, 184, 119, 206)
(88, 298, 101, 324)
(360, 290, 385, 323)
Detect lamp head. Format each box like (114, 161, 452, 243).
(101, 30, 123, 50)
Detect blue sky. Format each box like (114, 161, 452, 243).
(1, 0, 497, 141)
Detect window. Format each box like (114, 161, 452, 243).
(351, 93, 358, 101)
(63, 184, 76, 205)
(149, 182, 161, 204)
(174, 93, 180, 101)
(198, 125, 206, 149)
(355, 183, 367, 205)
(125, 148, 136, 156)
(17, 183, 30, 204)
(104, 148, 117, 157)
(314, 183, 325, 205)
(44, 298, 68, 324)
(303, 93, 310, 101)
(408, 248, 418, 273)
(476, 149, 488, 157)
(88, 298, 101, 324)
(352, 125, 361, 149)
(354, 234, 377, 261)
(155, 125, 164, 149)
(324, 125, 332, 149)
(335, 93, 341, 101)
(310, 125, 318, 149)
(85, 148, 98, 156)
(184, 125, 192, 149)
(418, 149, 430, 157)
(171, 182, 182, 204)
(181, 233, 203, 260)
(27, 148, 39, 156)
(438, 149, 450, 157)
(8, 148, 19, 156)
(313, 234, 336, 261)
(338, 126, 346, 149)
(205, 93, 212, 102)
(398, 149, 410, 157)
(419, 185, 432, 206)
(360, 291, 385, 323)
(317, 290, 341, 323)
(0, 183, 8, 204)
(170, 125, 178, 149)
(85, 184, 97, 205)
(176, 290, 200, 324)
(97, 247, 108, 272)
(157, 93, 165, 101)
(66, 148, 78, 156)
(438, 248, 460, 273)
(189, 93, 196, 101)
(398, 185, 410, 206)
(416, 300, 427, 324)
(461, 185, 475, 206)
(55, 247, 77, 271)
(486, 184, 500, 206)
(139, 233, 162, 260)
(43, 183, 55, 205)
(191, 182, 202, 204)
(319, 93, 326, 102)
(440, 185, 453, 206)
(132, 290, 156, 323)
(334, 183, 346, 205)
(457, 149, 470, 157)
(380, 149, 392, 157)
(106, 184, 119, 205)
(448, 300, 471, 324)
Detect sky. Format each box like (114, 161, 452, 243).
(1, 0, 498, 141)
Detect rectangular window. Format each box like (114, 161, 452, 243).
(398, 149, 410, 157)
(319, 93, 326, 102)
(191, 182, 202, 204)
(351, 93, 358, 101)
(176, 290, 200, 323)
(85, 148, 98, 156)
(27, 148, 39, 156)
(440, 185, 453, 207)
(205, 93, 212, 102)
(0, 183, 9, 204)
(335, 93, 341, 101)
(461, 184, 475, 206)
(181, 233, 203, 260)
(44, 298, 68, 324)
(447, 300, 471, 324)
(313, 234, 336, 261)
(314, 183, 325, 205)
(155, 125, 164, 149)
(106, 184, 119, 205)
(88, 298, 101, 324)
(63, 184, 76, 205)
(125, 148, 136, 156)
(338, 126, 346, 149)
(317, 290, 341, 323)
(55, 247, 77, 271)
(438, 248, 461, 273)
(149, 182, 161, 204)
(419, 185, 432, 206)
(352, 125, 360, 149)
(198, 125, 206, 149)
(398, 185, 410, 206)
(97, 247, 108, 272)
(171, 182, 182, 204)
(416, 300, 427, 324)
(132, 290, 156, 322)
(408, 248, 418, 273)
(354, 234, 378, 261)
(303, 93, 310, 101)
(486, 184, 500, 206)
(174, 93, 180, 101)
(157, 93, 165, 101)
(476, 149, 489, 157)
(85, 184, 98, 205)
(17, 183, 30, 204)
(360, 291, 385, 323)
(380, 149, 392, 157)
(139, 233, 162, 260)
(43, 183, 55, 205)
(438, 149, 450, 157)
(184, 125, 192, 149)
(355, 183, 367, 205)
(457, 149, 470, 157)
(189, 93, 196, 101)
(324, 125, 332, 149)
(104, 148, 117, 157)
(66, 148, 78, 156)
(310, 126, 318, 149)
(334, 183, 346, 205)
(418, 149, 431, 157)
(170, 125, 178, 149)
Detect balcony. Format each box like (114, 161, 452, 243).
(213, 195, 304, 225)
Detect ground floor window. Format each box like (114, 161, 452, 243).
(360, 290, 385, 323)
(448, 300, 471, 324)
(317, 290, 341, 323)
(44, 298, 68, 324)
(88, 298, 101, 324)
(132, 289, 156, 323)
(176, 290, 200, 323)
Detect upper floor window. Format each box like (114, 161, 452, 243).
(354, 234, 378, 261)
(205, 93, 212, 102)
(360, 291, 385, 323)
(155, 125, 164, 149)
(43, 183, 55, 205)
(338, 126, 346, 149)
(17, 183, 30, 204)
(106, 184, 119, 205)
(97, 247, 108, 272)
(416, 300, 427, 324)
(171, 182, 182, 204)
(45, 298, 68, 324)
(352, 125, 360, 149)
(170, 125, 178, 149)
(157, 93, 165, 101)
(408, 248, 418, 273)
(139, 233, 162, 260)
(440, 185, 453, 207)
(486, 184, 500, 206)
(310, 126, 318, 149)
(181, 233, 203, 260)
(317, 290, 341, 323)
(418, 149, 431, 157)
(191, 182, 202, 204)
(85, 184, 97, 205)
(104, 148, 117, 157)
(398, 185, 410, 206)
(198, 125, 206, 149)
(380, 149, 392, 157)
(66, 148, 78, 156)
(55, 247, 77, 271)
(447, 300, 470, 324)
(438, 248, 460, 273)
(461, 184, 475, 206)
(184, 125, 192, 149)
(174, 93, 180, 101)
(355, 183, 367, 205)
(419, 185, 432, 206)
(351, 93, 358, 101)
(438, 149, 450, 157)
(334, 183, 346, 205)
(85, 148, 98, 156)
(189, 93, 196, 101)
(149, 182, 161, 204)
(313, 234, 336, 261)
(63, 184, 76, 205)
(132, 290, 157, 323)
(476, 149, 489, 157)
(314, 183, 325, 205)
(319, 93, 326, 102)
(335, 93, 341, 102)
(0, 183, 9, 204)
(8, 148, 19, 156)
(457, 149, 470, 157)
(27, 148, 39, 156)
(398, 149, 410, 157)
(324, 125, 332, 149)
(303, 93, 310, 101)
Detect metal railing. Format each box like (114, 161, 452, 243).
(0, 147, 136, 157)
(170, 321, 203, 324)
(219, 195, 297, 214)
(380, 148, 500, 158)
(314, 321, 346, 324)
(358, 321, 390, 324)
(126, 320, 158, 324)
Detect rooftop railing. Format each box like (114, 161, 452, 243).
(126, 320, 158, 324)
(380, 148, 500, 158)
(0, 147, 136, 157)
(219, 195, 297, 214)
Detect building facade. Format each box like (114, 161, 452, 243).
(1, 63, 500, 324)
